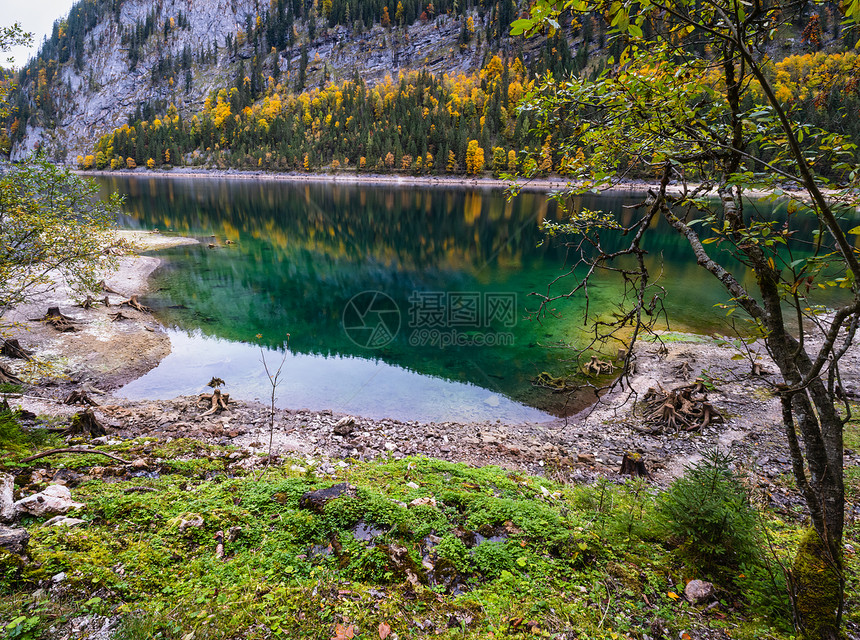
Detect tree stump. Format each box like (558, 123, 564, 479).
(66, 409, 107, 437)
(98, 280, 124, 296)
(30, 307, 79, 332)
(108, 311, 131, 322)
(620, 451, 651, 478)
(1, 339, 32, 360)
(64, 390, 99, 407)
(198, 388, 230, 416)
(75, 295, 100, 310)
(119, 295, 151, 313)
(583, 355, 614, 376)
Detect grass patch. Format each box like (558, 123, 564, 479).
(0, 445, 842, 639)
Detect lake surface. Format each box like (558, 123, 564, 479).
(96, 175, 846, 422)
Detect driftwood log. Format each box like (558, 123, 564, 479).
(635, 379, 723, 434)
(20, 447, 130, 464)
(1, 339, 32, 360)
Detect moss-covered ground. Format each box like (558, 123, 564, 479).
(1, 407, 858, 640)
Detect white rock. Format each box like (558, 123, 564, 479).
(409, 496, 437, 508)
(51, 572, 66, 584)
(0, 473, 14, 523)
(406, 482, 420, 489)
(42, 516, 87, 527)
(14, 484, 84, 517)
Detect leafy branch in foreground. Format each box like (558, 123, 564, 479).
(512, 0, 860, 637)
(0, 157, 122, 320)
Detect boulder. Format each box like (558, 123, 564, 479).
(0, 473, 14, 522)
(0, 526, 30, 555)
(13, 484, 85, 517)
(684, 579, 716, 604)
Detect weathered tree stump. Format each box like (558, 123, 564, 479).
(636, 380, 723, 434)
(299, 482, 358, 513)
(64, 390, 99, 407)
(620, 451, 651, 478)
(108, 311, 131, 322)
(583, 355, 614, 376)
(198, 388, 230, 416)
(29, 307, 79, 332)
(533, 371, 568, 390)
(1, 339, 32, 361)
(751, 362, 768, 376)
(119, 295, 151, 313)
(75, 295, 100, 310)
(66, 408, 107, 437)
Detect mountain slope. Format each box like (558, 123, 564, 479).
(8, 0, 555, 161)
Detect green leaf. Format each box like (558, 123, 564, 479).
(509, 19, 534, 36)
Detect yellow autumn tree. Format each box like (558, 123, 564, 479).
(447, 150, 457, 173)
(465, 140, 484, 175)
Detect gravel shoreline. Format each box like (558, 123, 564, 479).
(2, 227, 858, 505)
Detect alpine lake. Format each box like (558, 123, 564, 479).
(95, 175, 851, 424)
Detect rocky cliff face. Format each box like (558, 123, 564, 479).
(10, 0, 533, 161)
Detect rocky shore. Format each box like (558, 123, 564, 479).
(2, 230, 859, 518)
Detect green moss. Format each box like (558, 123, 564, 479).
(791, 528, 841, 640)
(0, 454, 850, 639)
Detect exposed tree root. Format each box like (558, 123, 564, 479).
(119, 295, 151, 313)
(29, 307, 80, 332)
(98, 280, 125, 296)
(1, 339, 32, 361)
(108, 311, 132, 322)
(64, 390, 100, 407)
(0, 365, 23, 385)
(198, 388, 230, 416)
(635, 379, 723, 434)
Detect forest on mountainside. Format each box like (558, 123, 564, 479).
(2, 0, 860, 175)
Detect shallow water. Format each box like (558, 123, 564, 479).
(96, 175, 844, 422)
